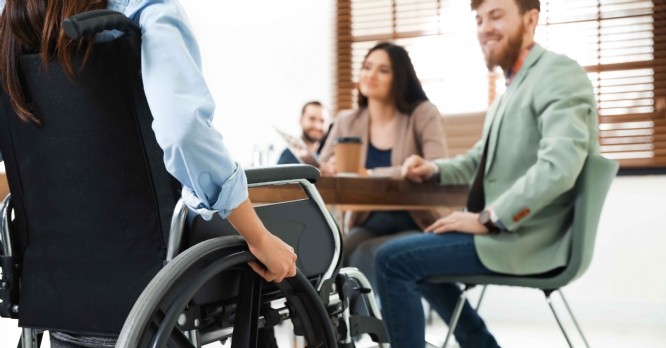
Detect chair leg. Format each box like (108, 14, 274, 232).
(545, 293, 574, 347)
(475, 285, 487, 311)
(545, 289, 592, 348)
(557, 290, 591, 348)
(442, 284, 472, 348)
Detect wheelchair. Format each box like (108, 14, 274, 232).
(0, 9, 388, 348)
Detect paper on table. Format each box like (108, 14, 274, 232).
(274, 127, 321, 167)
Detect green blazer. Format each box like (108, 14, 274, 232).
(434, 44, 600, 275)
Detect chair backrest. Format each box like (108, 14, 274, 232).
(426, 154, 618, 291)
(186, 165, 340, 305)
(562, 154, 618, 284)
(0, 14, 180, 334)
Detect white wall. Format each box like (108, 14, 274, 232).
(181, 0, 335, 167)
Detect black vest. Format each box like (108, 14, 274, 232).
(0, 34, 180, 334)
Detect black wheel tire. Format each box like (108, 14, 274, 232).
(116, 236, 337, 348)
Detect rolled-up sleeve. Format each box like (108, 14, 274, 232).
(125, 0, 247, 219)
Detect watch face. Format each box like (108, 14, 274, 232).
(479, 210, 499, 234)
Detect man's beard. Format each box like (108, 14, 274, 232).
(484, 21, 525, 73)
(302, 130, 321, 144)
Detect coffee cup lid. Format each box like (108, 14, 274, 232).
(335, 136, 362, 144)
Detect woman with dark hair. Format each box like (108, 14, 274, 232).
(0, 0, 296, 347)
(319, 42, 449, 287)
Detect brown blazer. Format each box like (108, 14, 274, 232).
(319, 101, 449, 229)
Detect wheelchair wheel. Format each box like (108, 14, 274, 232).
(116, 236, 337, 348)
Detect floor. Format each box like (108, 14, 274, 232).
(2, 301, 664, 347)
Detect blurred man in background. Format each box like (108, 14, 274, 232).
(276, 101, 329, 165)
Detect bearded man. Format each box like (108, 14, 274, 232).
(276, 101, 329, 165)
(374, 0, 600, 347)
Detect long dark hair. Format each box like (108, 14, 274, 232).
(357, 42, 428, 115)
(0, 0, 108, 124)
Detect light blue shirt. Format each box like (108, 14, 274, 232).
(0, 0, 248, 219)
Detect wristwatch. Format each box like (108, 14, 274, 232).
(478, 209, 501, 235)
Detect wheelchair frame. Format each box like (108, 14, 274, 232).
(116, 167, 388, 347)
(1, 166, 389, 347)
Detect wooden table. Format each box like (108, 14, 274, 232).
(249, 175, 468, 212)
(0, 173, 469, 212)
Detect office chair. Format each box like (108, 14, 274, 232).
(427, 154, 618, 348)
(0, 10, 388, 347)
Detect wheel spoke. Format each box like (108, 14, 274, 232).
(118, 237, 338, 348)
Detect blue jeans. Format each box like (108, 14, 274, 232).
(344, 211, 421, 289)
(375, 232, 500, 348)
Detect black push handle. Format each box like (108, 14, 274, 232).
(245, 164, 320, 185)
(62, 9, 140, 40)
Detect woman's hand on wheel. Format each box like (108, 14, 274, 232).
(247, 231, 298, 283)
(225, 198, 297, 283)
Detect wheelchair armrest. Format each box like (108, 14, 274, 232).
(63, 10, 140, 40)
(245, 164, 319, 185)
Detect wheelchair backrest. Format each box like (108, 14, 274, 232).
(0, 29, 180, 334)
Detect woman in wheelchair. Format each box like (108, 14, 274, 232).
(0, 0, 297, 346)
(1, 1, 388, 347)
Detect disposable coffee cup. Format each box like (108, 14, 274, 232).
(334, 136, 362, 175)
